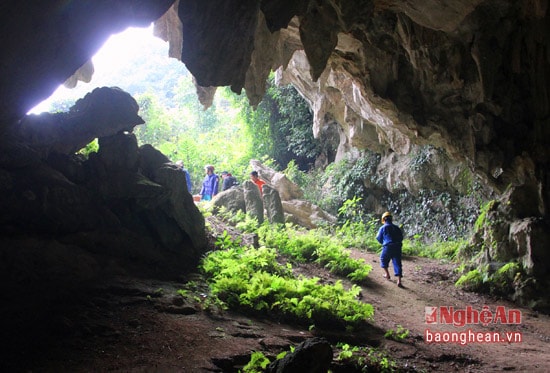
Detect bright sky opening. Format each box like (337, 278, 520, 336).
(29, 24, 160, 114)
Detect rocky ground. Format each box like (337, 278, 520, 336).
(1, 217, 549, 372)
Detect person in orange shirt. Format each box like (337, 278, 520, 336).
(250, 171, 266, 196)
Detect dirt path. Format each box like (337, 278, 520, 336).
(352, 251, 550, 372)
(2, 246, 549, 372)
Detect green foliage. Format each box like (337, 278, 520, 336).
(77, 138, 99, 157)
(409, 145, 442, 172)
(338, 196, 363, 223)
(336, 343, 399, 372)
(332, 153, 381, 215)
(283, 159, 307, 186)
(474, 200, 498, 232)
(118, 70, 257, 195)
(241, 351, 270, 373)
(200, 245, 374, 330)
(336, 219, 380, 251)
(384, 325, 410, 341)
(290, 153, 381, 217)
(257, 223, 373, 282)
(402, 238, 468, 261)
(455, 261, 523, 298)
(215, 230, 242, 250)
(455, 269, 484, 291)
(490, 262, 521, 295)
(176, 289, 188, 297)
(235, 216, 261, 233)
(134, 93, 173, 146)
(250, 75, 320, 170)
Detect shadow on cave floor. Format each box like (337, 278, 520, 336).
(1, 219, 549, 372)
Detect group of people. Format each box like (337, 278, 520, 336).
(175, 160, 405, 289)
(174, 161, 266, 201)
(198, 165, 246, 201)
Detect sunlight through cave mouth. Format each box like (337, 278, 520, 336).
(28, 23, 318, 197)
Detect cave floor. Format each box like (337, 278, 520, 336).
(1, 239, 549, 372)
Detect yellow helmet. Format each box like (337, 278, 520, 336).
(381, 211, 392, 223)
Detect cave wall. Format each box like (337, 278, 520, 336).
(1, 0, 549, 308)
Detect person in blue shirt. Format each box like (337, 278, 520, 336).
(199, 165, 219, 201)
(376, 211, 404, 288)
(176, 160, 192, 193)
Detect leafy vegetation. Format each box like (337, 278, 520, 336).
(336, 343, 399, 372)
(201, 244, 374, 330)
(384, 325, 410, 342)
(241, 351, 271, 373)
(402, 238, 468, 261)
(234, 74, 323, 171)
(256, 223, 373, 283)
(455, 261, 523, 297)
(455, 269, 484, 291)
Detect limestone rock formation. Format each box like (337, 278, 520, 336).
(212, 187, 246, 214)
(248, 159, 336, 228)
(0, 87, 207, 292)
(263, 184, 285, 224)
(282, 199, 337, 230)
(243, 180, 265, 225)
(15, 87, 144, 157)
(250, 159, 303, 200)
(266, 337, 333, 373)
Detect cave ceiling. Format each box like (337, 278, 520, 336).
(1, 0, 549, 202)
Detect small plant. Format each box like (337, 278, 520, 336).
(384, 325, 410, 341)
(215, 230, 242, 250)
(367, 348, 398, 372)
(338, 196, 363, 223)
(491, 262, 520, 294)
(336, 343, 399, 372)
(455, 269, 484, 291)
(336, 343, 361, 360)
(77, 138, 99, 157)
(241, 351, 270, 373)
(474, 200, 498, 232)
(235, 215, 260, 233)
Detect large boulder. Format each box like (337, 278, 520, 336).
(266, 337, 333, 373)
(282, 200, 337, 229)
(250, 159, 303, 201)
(212, 187, 246, 214)
(16, 87, 144, 157)
(243, 180, 264, 224)
(263, 184, 285, 224)
(0, 88, 207, 281)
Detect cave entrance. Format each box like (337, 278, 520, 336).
(29, 24, 320, 198)
(28, 24, 274, 197)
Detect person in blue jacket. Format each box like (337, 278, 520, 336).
(199, 165, 219, 201)
(176, 160, 192, 193)
(376, 211, 404, 288)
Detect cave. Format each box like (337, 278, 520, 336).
(1, 0, 549, 371)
